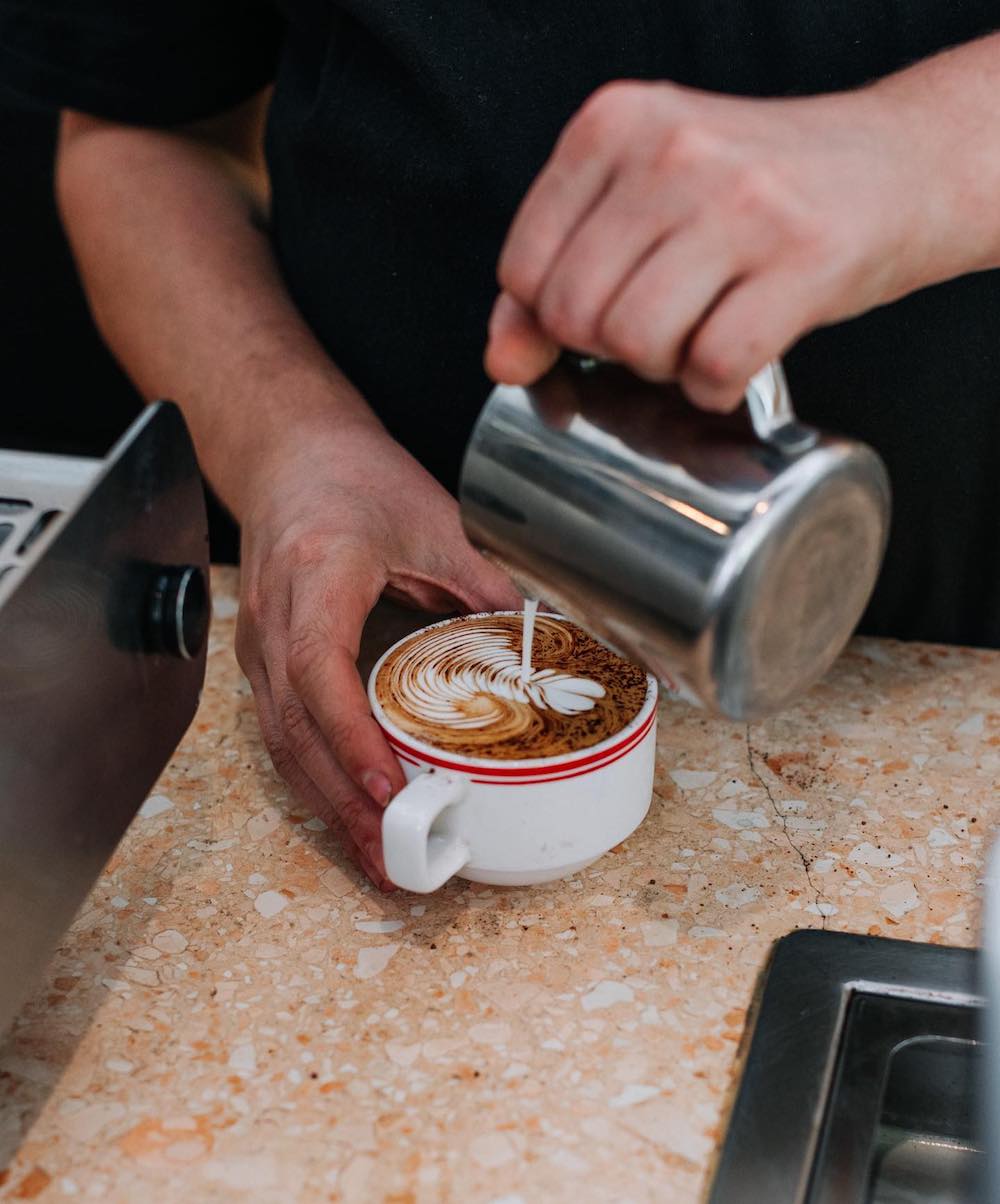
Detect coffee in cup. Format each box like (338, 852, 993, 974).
(373, 611, 648, 760)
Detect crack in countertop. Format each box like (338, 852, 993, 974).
(745, 726, 831, 930)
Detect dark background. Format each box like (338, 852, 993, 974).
(0, 97, 238, 558)
(1, 101, 140, 455)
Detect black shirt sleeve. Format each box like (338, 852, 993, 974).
(0, 0, 283, 125)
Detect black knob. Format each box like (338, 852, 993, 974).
(145, 565, 208, 659)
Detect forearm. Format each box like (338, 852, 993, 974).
(55, 99, 383, 520)
(870, 31, 1000, 288)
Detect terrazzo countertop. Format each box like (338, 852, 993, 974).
(1, 567, 998, 1203)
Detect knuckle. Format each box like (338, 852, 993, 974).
(537, 286, 590, 351)
(335, 792, 368, 832)
(658, 122, 720, 175)
(686, 334, 741, 390)
(601, 314, 659, 377)
(730, 162, 780, 212)
(277, 691, 314, 749)
(285, 624, 327, 690)
(497, 253, 539, 304)
(787, 210, 834, 262)
(265, 733, 297, 781)
(240, 581, 263, 625)
(279, 528, 331, 571)
(572, 80, 640, 148)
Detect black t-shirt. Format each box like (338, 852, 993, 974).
(2, 1, 998, 646)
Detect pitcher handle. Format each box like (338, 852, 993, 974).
(745, 362, 818, 455)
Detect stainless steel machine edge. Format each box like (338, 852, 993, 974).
(0, 402, 209, 1036)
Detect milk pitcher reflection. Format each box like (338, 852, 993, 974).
(460, 358, 891, 721)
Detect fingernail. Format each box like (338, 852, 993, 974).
(362, 770, 393, 807)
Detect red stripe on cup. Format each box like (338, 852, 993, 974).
(381, 707, 655, 782)
(468, 730, 653, 784)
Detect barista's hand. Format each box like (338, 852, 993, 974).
(486, 79, 935, 411)
(236, 418, 522, 889)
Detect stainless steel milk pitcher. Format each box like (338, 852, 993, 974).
(459, 358, 890, 720)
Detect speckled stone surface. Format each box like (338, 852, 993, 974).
(1, 567, 997, 1203)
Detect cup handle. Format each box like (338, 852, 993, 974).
(381, 771, 472, 893)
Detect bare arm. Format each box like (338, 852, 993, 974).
(56, 95, 379, 518)
(56, 97, 519, 886)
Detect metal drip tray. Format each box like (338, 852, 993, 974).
(827, 998, 981, 1204)
(0, 448, 100, 599)
(709, 931, 986, 1204)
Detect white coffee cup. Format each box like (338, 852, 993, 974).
(367, 615, 659, 893)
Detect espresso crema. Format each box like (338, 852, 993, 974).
(375, 613, 648, 759)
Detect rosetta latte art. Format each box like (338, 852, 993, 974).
(386, 621, 605, 729)
(375, 614, 649, 760)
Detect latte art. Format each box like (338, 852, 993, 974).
(375, 613, 649, 759)
(386, 621, 605, 730)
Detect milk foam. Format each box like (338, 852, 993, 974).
(376, 613, 649, 759)
(386, 619, 605, 732)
